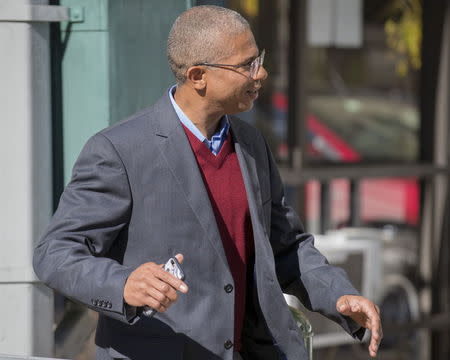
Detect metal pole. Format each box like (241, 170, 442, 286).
(320, 182, 331, 233)
(431, 4, 450, 359)
(349, 179, 361, 227)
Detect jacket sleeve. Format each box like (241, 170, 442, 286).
(265, 142, 364, 339)
(33, 133, 136, 324)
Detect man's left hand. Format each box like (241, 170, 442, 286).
(337, 295, 383, 358)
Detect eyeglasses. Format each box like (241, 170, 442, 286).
(193, 49, 265, 80)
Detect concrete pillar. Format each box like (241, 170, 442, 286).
(0, 0, 67, 356)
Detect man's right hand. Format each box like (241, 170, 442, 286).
(123, 253, 188, 312)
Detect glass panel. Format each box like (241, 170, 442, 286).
(360, 177, 420, 227)
(304, 179, 351, 233)
(304, 177, 420, 233)
(305, 1, 421, 164)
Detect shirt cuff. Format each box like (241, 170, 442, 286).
(353, 326, 366, 341)
(123, 301, 138, 323)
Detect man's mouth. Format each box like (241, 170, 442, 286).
(246, 89, 259, 99)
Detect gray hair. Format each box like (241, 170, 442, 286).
(167, 5, 251, 84)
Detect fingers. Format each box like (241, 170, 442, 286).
(336, 296, 353, 316)
(369, 325, 383, 357)
(144, 281, 178, 312)
(150, 278, 179, 303)
(142, 292, 168, 313)
(123, 260, 188, 311)
(367, 304, 383, 357)
(336, 295, 362, 315)
(359, 302, 382, 357)
(155, 263, 188, 293)
(336, 296, 383, 357)
(175, 253, 184, 264)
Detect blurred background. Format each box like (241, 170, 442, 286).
(0, 0, 448, 359)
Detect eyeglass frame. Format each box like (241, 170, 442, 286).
(192, 49, 265, 80)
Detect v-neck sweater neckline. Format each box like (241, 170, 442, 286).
(182, 124, 233, 168)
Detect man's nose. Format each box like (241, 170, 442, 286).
(255, 65, 268, 81)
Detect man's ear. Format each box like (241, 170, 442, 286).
(186, 66, 207, 90)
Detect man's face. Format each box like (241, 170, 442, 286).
(203, 30, 268, 115)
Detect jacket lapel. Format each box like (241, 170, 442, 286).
(151, 94, 230, 271)
(231, 121, 275, 297)
(230, 121, 265, 237)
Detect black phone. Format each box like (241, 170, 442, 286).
(142, 257, 185, 317)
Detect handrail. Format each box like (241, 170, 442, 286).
(279, 163, 448, 184)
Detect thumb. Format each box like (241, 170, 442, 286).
(337, 298, 352, 315)
(175, 253, 184, 264)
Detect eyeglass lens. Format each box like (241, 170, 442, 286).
(250, 49, 265, 78)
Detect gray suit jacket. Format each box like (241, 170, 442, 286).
(33, 92, 361, 360)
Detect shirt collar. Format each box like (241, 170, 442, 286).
(168, 85, 230, 143)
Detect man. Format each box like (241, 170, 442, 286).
(33, 5, 382, 360)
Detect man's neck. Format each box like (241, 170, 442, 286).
(173, 85, 224, 139)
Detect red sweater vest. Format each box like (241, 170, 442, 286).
(182, 125, 254, 351)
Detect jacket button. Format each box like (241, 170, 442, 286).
(93, 299, 98, 306)
(224, 284, 233, 293)
(107, 302, 112, 309)
(224, 340, 233, 349)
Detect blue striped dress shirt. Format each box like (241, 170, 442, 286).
(168, 85, 230, 155)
